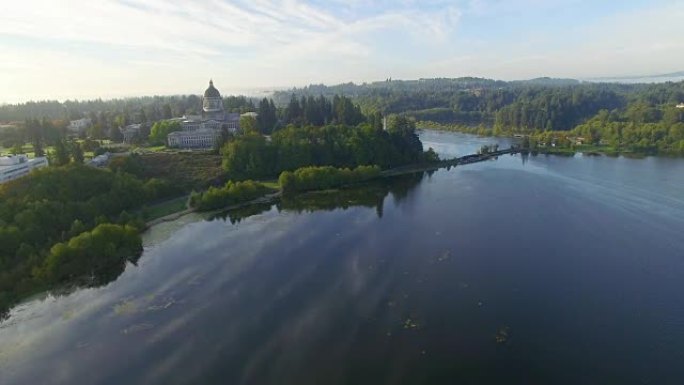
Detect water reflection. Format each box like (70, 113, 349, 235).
(0, 249, 142, 321)
(213, 173, 426, 224)
(3, 131, 684, 385)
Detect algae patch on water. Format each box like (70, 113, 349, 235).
(113, 300, 138, 315)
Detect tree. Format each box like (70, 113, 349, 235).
(71, 141, 84, 164)
(371, 112, 383, 131)
(42, 223, 142, 283)
(286, 94, 302, 125)
(25, 119, 45, 157)
(10, 143, 24, 155)
(51, 139, 71, 166)
(257, 98, 277, 134)
(88, 123, 105, 139)
(240, 115, 258, 134)
(138, 108, 147, 124)
(149, 121, 182, 145)
(222, 133, 274, 179)
(162, 104, 173, 119)
(387, 114, 416, 136)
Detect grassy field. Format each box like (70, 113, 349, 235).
(260, 180, 280, 190)
(0, 144, 53, 158)
(138, 152, 226, 190)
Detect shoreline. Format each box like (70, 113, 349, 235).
(418, 124, 681, 158)
(145, 191, 283, 228)
(144, 151, 518, 229)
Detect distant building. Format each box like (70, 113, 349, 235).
(240, 112, 258, 119)
(676, 103, 684, 109)
(168, 129, 221, 148)
(0, 155, 48, 184)
(168, 80, 240, 148)
(89, 152, 112, 167)
(67, 118, 92, 134)
(121, 124, 142, 144)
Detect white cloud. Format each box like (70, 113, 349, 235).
(0, 0, 682, 102)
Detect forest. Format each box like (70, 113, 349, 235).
(0, 165, 177, 318)
(3, 77, 683, 154)
(222, 115, 426, 180)
(188, 180, 275, 211)
(274, 78, 684, 153)
(279, 165, 381, 194)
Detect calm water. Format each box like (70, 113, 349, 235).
(2, 131, 684, 384)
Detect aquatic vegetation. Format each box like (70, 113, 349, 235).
(403, 318, 419, 330)
(121, 323, 154, 335)
(495, 326, 510, 344)
(113, 300, 138, 315)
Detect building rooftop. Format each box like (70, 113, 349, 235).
(204, 79, 221, 98)
(0, 154, 29, 166)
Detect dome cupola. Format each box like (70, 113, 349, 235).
(204, 79, 221, 98)
(202, 79, 225, 120)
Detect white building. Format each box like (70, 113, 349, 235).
(676, 103, 684, 109)
(168, 80, 240, 148)
(168, 129, 221, 148)
(121, 124, 142, 144)
(67, 118, 92, 134)
(0, 155, 48, 184)
(89, 152, 112, 167)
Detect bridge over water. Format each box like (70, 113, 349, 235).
(381, 147, 521, 177)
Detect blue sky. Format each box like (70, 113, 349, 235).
(1, 0, 683, 102)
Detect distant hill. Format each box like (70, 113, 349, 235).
(511, 77, 580, 86)
(586, 71, 684, 84)
(272, 77, 584, 105)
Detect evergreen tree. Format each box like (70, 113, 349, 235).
(257, 98, 278, 134)
(71, 141, 84, 164)
(286, 94, 301, 125)
(163, 104, 173, 119)
(25, 119, 45, 157)
(109, 126, 123, 142)
(138, 108, 147, 123)
(52, 139, 71, 166)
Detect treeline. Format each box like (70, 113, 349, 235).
(0, 93, 371, 149)
(538, 107, 684, 153)
(494, 87, 624, 130)
(274, 78, 684, 146)
(149, 120, 182, 145)
(188, 180, 275, 211)
(222, 116, 425, 180)
(279, 165, 381, 193)
(0, 165, 177, 317)
(211, 173, 426, 225)
(282, 94, 366, 127)
(43, 224, 142, 284)
(244, 94, 367, 135)
(0, 94, 258, 123)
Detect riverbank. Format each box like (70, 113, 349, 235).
(145, 150, 520, 228)
(418, 121, 683, 158)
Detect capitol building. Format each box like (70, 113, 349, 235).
(168, 80, 240, 148)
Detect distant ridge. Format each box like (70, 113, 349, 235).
(511, 77, 580, 86)
(586, 71, 684, 83)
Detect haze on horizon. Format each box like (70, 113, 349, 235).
(2, 0, 684, 103)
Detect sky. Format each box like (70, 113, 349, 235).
(1, 0, 684, 103)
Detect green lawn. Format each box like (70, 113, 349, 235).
(0, 143, 54, 158)
(260, 180, 280, 190)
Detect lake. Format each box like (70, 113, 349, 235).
(2, 130, 684, 384)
